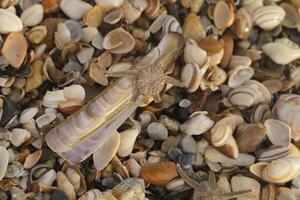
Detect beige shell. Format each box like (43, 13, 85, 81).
(103, 28, 135, 54)
(149, 14, 182, 34)
(184, 39, 207, 66)
(27, 25, 47, 44)
(60, 0, 92, 20)
(241, 0, 263, 11)
(103, 8, 124, 24)
(182, 12, 205, 41)
(280, 3, 300, 29)
(264, 119, 291, 146)
(93, 131, 120, 170)
(0, 8, 23, 34)
(23, 150, 42, 169)
(20, 4, 44, 27)
(253, 5, 285, 30)
(125, 158, 141, 177)
(122, 0, 142, 24)
(57, 171, 76, 200)
(250, 157, 300, 183)
(251, 103, 272, 123)
(0, 146, 9, 181)
(95, 0, 124, 12)
(213, 1, 234, 30)
(228, 55, 252, 70)
(228, 65, 254, 88)
(180, 63, 203, 93)
(256, 145, 290, 162)
(231, 176, 260, 200)
(78, 189, 103, 200)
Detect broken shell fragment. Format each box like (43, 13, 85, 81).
(0, 8, 23, 34)
(140, 162, 178, 186)
(180, 112, 214, 135)
(112, 178, 145, 200)
(23, 150, 42, 169)
(10, 128, 31, 147)
(250, 157, 300, 183)
(1, 32, 27, 69)
(56, 171, 76, 200)
(231, 176, 260, 200)
(20, 4, 44, 27)
(93, 131, 120, 170)
(182, 12, 205, 41)
(0, 146, 9, 181)
(43, 90, 67, 108)
(83, 5, 104, 28)
(253, 5, 285, 30)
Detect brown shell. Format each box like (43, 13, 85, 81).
(2, 32, 28, 69)
(83, 5, 104, 28)
(219, 32, 234, 68)
(43, 0, 61, 14)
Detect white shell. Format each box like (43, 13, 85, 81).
(264, 119, 291, 146)
(38, 169, 57, 186)
(228, 65, 254, 88)
(36, 113, 56, 128)
(0, 8, 23, 34)
(0, 146, 9, 180)
(184, 39, 207, 66)
(78, 189, 103, 200)
(60, 0, 92, 20)
(19, 107, 39, 124)
(253, 5, 285, 30)
(20, 4, 43, 27)
(180, 112, 214, 135)
(63, 85, 86, 101)
(43, 90, 67, 108)
(10, 128, 31, 147)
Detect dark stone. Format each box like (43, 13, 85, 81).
(168, 147, 182, 162)
(178, 153, 197, 166)
(50, 190, 68, 200)
(0, 98, 20, 126)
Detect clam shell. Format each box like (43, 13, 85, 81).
(253, 5, 285, 30)
(103, 28, 135, 54)
(89, 63, 108, 86)
(10, 128, 31, 147)
(25, 60, 44, 92)
(93, 131, 120, 170)
(60, 0, 92, 20)
(63, 85, 85, 101)
(235, 123, 266, 153)
(260, 184, 276, 200)
(280, 3, 300, 29)
(180, 63, 203, 93)
(23, 150, 42, 169)
(125, 158, 141, 177)
(184, 39, 207, 66)
(103, 8, 123, 24)
(144, 0, 159, 19)
(228, 65, 254, 88)
(198, 36, 224, 66)
(36, 113, 56, 128)
(20, 4, 44, 27)
(232, 7, 253, 39)
(78, 189, 103, 200)
(229, 55, 252, 70)
(27, 25, 48, 44)
(241, 0, 263, 11)
(140, 162, 178, 186)
(38, 169, 57, 186)
(19, 107, 38, 124)
(213, 1, 234, 30)
(231, 176, 260, 200)
(180, 112, 214, 135)
(43, 90, 67, 108)
(220, 32, 233, 68)
(262, 79, 283, 94)
(217, 135, 239, 159)
(250, 157, 300, 183)
(0, 146, 9, 181)
(0, 8, 23, 34)
(83, 5, 103, 28)
(251, 103, 272, 123)
(117, 119, 141, 157)
(64, 20, 83, 42)
(122, 0, 141, 24)
(265, 119, 291, 146)
(1, 32, 27, 69)
(256, 145, 290, 162)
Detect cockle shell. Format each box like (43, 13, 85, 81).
(272, 94, 300, 141)
(93, 131, 120, 170)
(1, 32, 27, 69)
(0, 146, 9, 181)
(20, 4, 44, 27)
(228, 65, 254, 88)
(262, 42, 300, 65)
(253, 5, 285, 30)
(60, 0, 92, 20)
(180, 112, 214, 135)
(250, 157, 300, 183)
(0, 8, 23, 34)
(117, 118, 141, 157)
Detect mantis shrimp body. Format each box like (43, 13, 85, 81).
(45, 33, 184, 165)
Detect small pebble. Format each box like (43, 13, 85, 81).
(179, 135, 197, 153)
(51, 189, 69, 200)
(168, 147, 183, 162)
(147, 122, 168, 141)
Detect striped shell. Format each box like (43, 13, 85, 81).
(253, 5, 285, 30)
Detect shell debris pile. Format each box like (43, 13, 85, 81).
(1, 0, 300, 199)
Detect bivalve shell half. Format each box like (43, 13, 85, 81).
(95, 0, 124, 12)
(264, 119, 291, 146)
(180, 112, 214, 135)
(213, 1, 235, 30)
(180, 63, 203, 93)
(232, 7, 253, 39)
(60, 0, 92, 20)
(103, 28, 135, 54)
(256, 145, 290, 162)
(0, 146, 9, 181)
(1, 32, 27, 69)
(20, 4, 44, 27)
(0, 8, 23, 34)
(83, 5, 104, 28)
(184, 39, 207, 66)
(280, 2, 300, 29)
(250, 157, 300, 183)
(78, 189, 102, 200)
(228, 65, 254, 88)
(253, 5, 285, 30)
(231, 176, 260, 200)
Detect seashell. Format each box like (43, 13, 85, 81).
(213, 1, 234, 30)
(83, 5, 103, 28)
(260, 184, 276, 200)
(231, 176, 260, 200)
(122, 0, 142, 24)
(198, 36, 224, 66)
(182, 13, 204, 41)
(262, 79, 282, 94)
(140, 162, 178, 186)
(66, 168, 81, 192)
(1, 32, 27, 69)
(184, 39, 207, 66)
(144, 0, 160, 19)
(103, 28, 135, 54)
(0, 146, 9, 181)
(58, 99, 84, 114)
(162, 15, 182, 34)
(241, 0, 263, 11)
(265, 119, 291, 146)
(220, 32, 233, 68)
(78, 189, 103, 200)
(103, 8, 124, 24)
(232, 7, 253, 39)
(250, 157, 300, 183)
(125, 158, 141, 177)
(276, 187, 297, 200)
(23, 150, 42, 169)
(180, 111, 214, 136)
(89, 63, 108, 86)
(20, 4, 44, 27)
(36, 113, 56, 128)
(93, 131, 120, 170)
(216, 134, 239, 159)
(235, 123, 266, 153)
(166, 178, 185, 191)
(228, 65, 254, 88)
(251, 103, 272, 123)
(27, 25, 47, 44)
(10, 128, 31, 147)
(64, 20, 83, 42)
(256, 145, 290, 162)
(180, 63, 202, 93)
(77, 47, 94, 64)
(25, 60, 44, 92)
(43, 0, 61, 14)
(60, 0, 92, 20)
(147, 122, 168, 141)
(38, 169, 57, 186)
(228, 55, 252, 70)
(43, 90, 67, 108)
(0, 8, 23, 34)
(253, 5, 285, 30)
(56, 171, 76, 200)
(19, 107, 38, 124)
(205, 147, 255, 166)
(95, 0, 124, 12)
(272, 94, 300, 141)
(112, 178, 145, 200)
(280, 3, 300, 29)
(262, 42, 300, 65)
(63, 85, 85, 101)
(117, 118, 141, 157)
